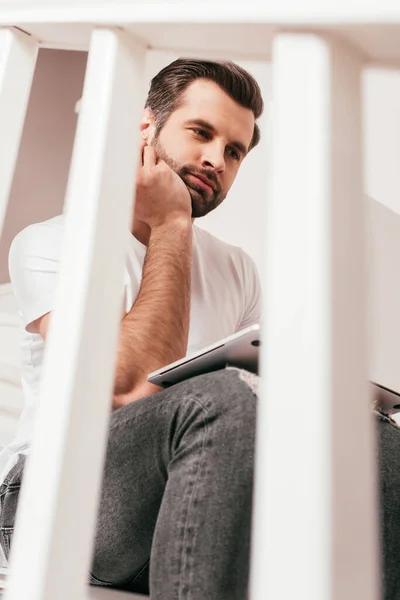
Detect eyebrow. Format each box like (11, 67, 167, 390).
(184, 118, 249, 157)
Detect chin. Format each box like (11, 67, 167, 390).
(191, 205, 206, 219)
(190, 193, 208, 219)
(188, 185, 222, 218)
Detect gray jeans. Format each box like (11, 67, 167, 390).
(4, 371, 400, 599)
(0, 369, 257, 599)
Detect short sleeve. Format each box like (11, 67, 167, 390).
(236, 251, 263, 331)
(8, 220, 64, 333)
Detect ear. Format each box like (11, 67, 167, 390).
(140, 107, 157, 145)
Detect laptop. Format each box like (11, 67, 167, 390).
(148, 324, 260, 388)
(150, 196, 400, 413)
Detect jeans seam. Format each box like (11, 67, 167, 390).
(176, 398, 209, 600)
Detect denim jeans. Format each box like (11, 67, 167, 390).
(0, 369, 257, 599)
(5, 371, 400, 599)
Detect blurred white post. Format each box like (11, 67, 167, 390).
(0, 27, 38, 238)
(250, 33, 380, 600)
(4, 28, 146, 600)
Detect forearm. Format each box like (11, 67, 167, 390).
(114, 218, 192, 399)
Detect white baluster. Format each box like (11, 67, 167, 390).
(0, 27, 38, 238)
(4, 27, 146, 600)
(250, 33, 379, 600)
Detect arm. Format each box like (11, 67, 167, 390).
(34, 141, 193, 408)
(114, 142, 193, 405)
(34, 218, 192, 408)
(114, 217, 192, 405)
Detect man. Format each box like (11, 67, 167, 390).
(0, 59, 264, 599)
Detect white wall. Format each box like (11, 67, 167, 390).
(363, 67, 400, 216)
(0, 49, 87, 284)
(0, 49, 87, 446)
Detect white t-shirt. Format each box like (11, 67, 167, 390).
(0, 214, 262, 488)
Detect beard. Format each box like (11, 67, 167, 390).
(151, 137, 226, 218)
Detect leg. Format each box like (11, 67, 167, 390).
(91, 368, 257, 599)
(0, 455, 26, 561)
(377, 414, 400, 600)
(0, 369, 256, 598)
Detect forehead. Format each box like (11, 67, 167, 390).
(172, 79, 255, 150)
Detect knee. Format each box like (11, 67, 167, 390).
(181, 368, 257, 441)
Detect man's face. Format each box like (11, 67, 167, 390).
(145, 79, 255, 218)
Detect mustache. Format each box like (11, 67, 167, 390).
(180, 166, 221, 194)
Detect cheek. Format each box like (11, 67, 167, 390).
(180, 135, 204, 160)
(223, 166, 239, 191)
(159, 129, 198, 161)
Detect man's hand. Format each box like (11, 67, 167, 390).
(134, 140, 192, 229)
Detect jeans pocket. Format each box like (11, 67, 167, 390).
(0, 527, 13, 561)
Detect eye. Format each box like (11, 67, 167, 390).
(192, 128, 210, 139)
(227, 147, 240, 161)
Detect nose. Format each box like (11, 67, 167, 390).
(201, 142, 225, 173)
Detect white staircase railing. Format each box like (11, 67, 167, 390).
(0, 7, 384, 600)
(3, 27, 147, 600)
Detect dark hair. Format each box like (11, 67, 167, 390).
(145, 58, 264, 151)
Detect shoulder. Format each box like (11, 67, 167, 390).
(9, 215, 65, 263)
(193, 226, 262, 328)
(7, 216, 66, 331)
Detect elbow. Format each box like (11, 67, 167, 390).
(113, 372, 136, 397)
(112, 379, 163, 410)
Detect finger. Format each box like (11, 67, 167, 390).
(143, 144, 157, 171)
(138, 137, 146, 168)
(156, 158, 169, 172)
